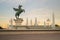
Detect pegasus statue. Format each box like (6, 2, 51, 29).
(13, 5, 25, 19)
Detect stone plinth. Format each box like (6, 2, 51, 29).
(14, 18, 23, 26)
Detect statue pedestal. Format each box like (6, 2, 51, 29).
(14, 18, 23, 26)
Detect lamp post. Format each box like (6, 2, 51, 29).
(52, 12, 55, 29)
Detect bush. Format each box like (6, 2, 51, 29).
(55, 24, 59, 27)
(0, 26, 3, 29)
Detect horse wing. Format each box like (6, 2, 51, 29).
(13, 8, 19, 11)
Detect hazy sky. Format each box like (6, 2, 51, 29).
(0, 0, 60, 28)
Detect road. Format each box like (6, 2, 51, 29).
(0, 30, 60, 40)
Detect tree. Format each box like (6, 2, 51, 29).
(0, 26, 3, 29)
(55, 24, 59, 27)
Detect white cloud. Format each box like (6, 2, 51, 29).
(0, 0, 27, 4)
(30, 8, 50, 16)
(0, 0, 7, 3)
(20, 8, 52, 20)
(0, 16, 7, 18)
(0, 0, 48, 5)
(37, 0, 48, 3)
